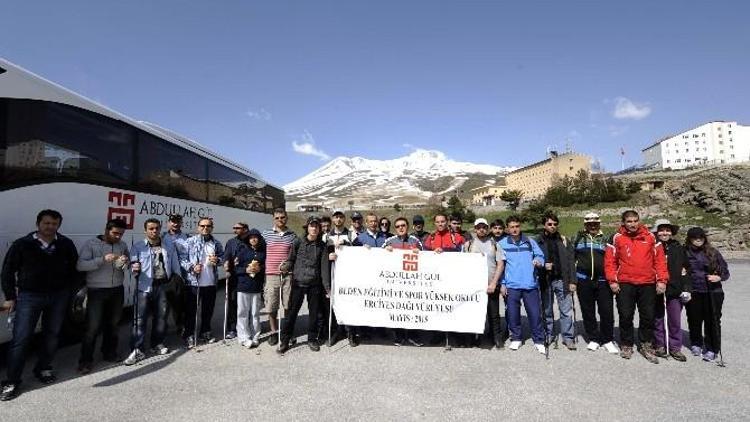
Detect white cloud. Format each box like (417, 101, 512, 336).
(612, 97, 651, 120)
(292, 131, 330, 161)
(245, 107, 272, 121)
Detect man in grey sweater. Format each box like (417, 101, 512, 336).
(76, 219, 130, 373)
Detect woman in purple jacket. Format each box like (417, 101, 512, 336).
(684, 227, 730, 362)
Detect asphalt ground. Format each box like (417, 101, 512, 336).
(2, 261, 749, 421)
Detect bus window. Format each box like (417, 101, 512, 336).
(138, 131, 208, 201)
(208, 162, 266, 211)
(3, 99, 133, 187)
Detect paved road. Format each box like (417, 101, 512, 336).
(2, 261, 749, 421)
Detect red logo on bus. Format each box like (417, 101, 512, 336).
(107, 191, 135, 229)
(402, 253, 419, 272)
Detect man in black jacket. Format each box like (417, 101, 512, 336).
(1, 210, 79, 401)
(536, 212, 577, 350)
(278, 216, 330, 354)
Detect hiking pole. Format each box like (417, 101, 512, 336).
(571, 291, 578, 346)
(278, 279, 283, 350)
(194, 284, 201, 353)
(705, 276, 725, 367)
(663, 294, 669, 360)
(131, 238, 140, 357)
(222, 276, 229, 345)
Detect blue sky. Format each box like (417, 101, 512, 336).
(2, 1, 748, 185)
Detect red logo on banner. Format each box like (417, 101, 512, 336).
(107, 191, 136, 229)
(402, 253, 419, 272)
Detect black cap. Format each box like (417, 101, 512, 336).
(306, 215, 321, 226)
(168, 214, 183, 222)
(686, 227, 706, 239)
(351, 211, 363, 220)
(413, 215, 425, 224)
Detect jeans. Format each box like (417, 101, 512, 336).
(654, 295, 684, 352)
(576, 278, 614, 345)
(486, 288, 504, 342)
(506, 287, 544, 344)
(80, 286, 124, 364)
(236, 292, 262, 343)
(225, 277, 238, 334)
(686, 291, 724, 353)
(616, 283, 656, 347)
(184, 286, 217, 338)
(5, 290, 69, 383)
(282, 284, 323, 344)
(540, 279, 574, 342)
(132, 283, 170, 351)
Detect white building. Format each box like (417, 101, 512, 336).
(642, 121, 750, 170)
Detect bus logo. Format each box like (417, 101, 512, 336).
(107, 191, 136, 229)
(402, 253, 419, 272)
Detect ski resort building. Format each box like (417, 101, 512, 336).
(505, 151, 591, 200)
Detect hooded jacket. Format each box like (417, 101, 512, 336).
(660, 239, 692, 298)
(288, 235, 331, 291)
(604, 225, 668, 285)
(233, 229, 266, 293)
(2, 232, 78, 300)
(76, 236, 130, 288)
(685, 247, 730, 293)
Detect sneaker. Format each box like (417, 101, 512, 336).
(77, 362, 92, 375)
(654, 346, 668, 359)
(690, 345, 702, 356)
(393, 337, 403, 347)
(267, 335, 279, 346)
(0, 382, 20, 401)
(185, 336, 197, 349)
(587, 341, 600, 351)
(535, 343, 547, 355)
(407, 338, 424, 347)
(250, 340, 260, 349)
(289, 338, 298, 346)
(33, 369, 57, 385)
(151, 344, 169, 356)
(670, 351, 687, 362)
(200, 332, 216, 344)
(509, 340, 522, 351)
(124, 349, 145, 366)
(620, 346, 633, 359)
(308, 341, 321, 352)
(225, 331, 237, 340)
(639, 343, 660, 364)
(603, 342, 619, 354)
(702, 351, 716, 362)
(563, 340, 577, 351)
(348, 334, 359, 348)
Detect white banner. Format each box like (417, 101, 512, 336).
(332, 247, 488, 333)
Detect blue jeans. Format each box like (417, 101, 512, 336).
(506, 287, 544, 344)
(541, 279, 574, 342)
(5, 290, 69, 383)
(132, 283, 170, 351)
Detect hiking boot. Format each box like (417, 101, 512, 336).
(670, 350, 687, 362)
(225, 331, 237, 340)
(690, 345, 702, 356)
(151, 344, 169, 356)
(587, 341, 600, 351)
(277, 341, 290, 354)
(185, 336, 197, 349)
(393, 337, 403, 347)
(702, 351, 716, 362)
(654, 346, 668, 359)
(603, 341, 619, 354)
(494, 338, 504, 350)
(639, 343, 660, 364)
(620, 346, 633, 359)
(308, 341, 320, 352)
(200, 332, 216, 344)
(0, 382, 20, 401)
(124, 349, 145, 366)
(348, 334, 359, 348)
(77, 362, 92, 375)
(267, 335, 279, 346)
(563, 340, 577, 351)
(509, 340, 522, 351)
(33, 369, 57, 385)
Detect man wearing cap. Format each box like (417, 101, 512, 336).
(321, 209, 354, 345)
(536, 211, 577, 350)
(651, 219, 692, 361)
(349, 212, 365, 240)
(261, 208, 298, 345)
(604, 210, 669, 363)
(278, 216, 330, 354)
(222, 221, 250, 340)
(411, 215, 429, 244)
(162, 214, 189, 335)
(463, 218, 506, 349)
(573, 213, 618, 354)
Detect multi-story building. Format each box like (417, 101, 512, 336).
(471, 185, 507, 206)
(505, 152, 591, 200)
(642, 121, 750, 170)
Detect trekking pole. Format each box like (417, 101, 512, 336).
(571, 291, 578, 346)
(663, 294, 669, 360)
(328, 263, 335, 347)
(131, 238, 140, 354)
(278, 280, 283, 350)
(193, 284, 201, 353)
(705, 274, 725, 367)
(222, 276, 229, 345)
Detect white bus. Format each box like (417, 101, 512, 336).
(0, 58, 285, 344)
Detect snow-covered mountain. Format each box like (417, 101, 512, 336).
(284, 149, 515, 206)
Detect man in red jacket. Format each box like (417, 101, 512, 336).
(604, 210, 668, 364)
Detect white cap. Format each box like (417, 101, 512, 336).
(473, 218, 489, 227)
(332, 209, 345, 216)
(583, 212, 601, 223)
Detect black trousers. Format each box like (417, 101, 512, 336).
(80, 286, 124, 364)
(577, 279, 615, 344)
(616, 283, 656, 347)
(486, 289, 504, 342)
(282, 284, 323, 344)
(224, 277, 238, 333)
(686, 291, 724, 353)
(184, 286, 217, 337)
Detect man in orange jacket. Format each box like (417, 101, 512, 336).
(604, 210, 668, 364)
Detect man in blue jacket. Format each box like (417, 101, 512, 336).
(499, 215, 547, 354)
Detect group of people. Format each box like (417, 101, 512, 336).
(0, 207, 731, 401)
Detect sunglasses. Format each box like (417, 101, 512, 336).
(199, 224, 213, 228)
(274, 216, 287, 220)
(546, 223, 559, 226)
(394, 224, 407, 228)
(232, 226, 244, 230)
(381, 223, 390, 226)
